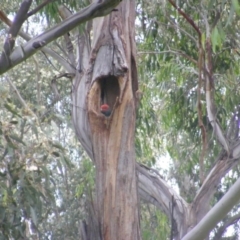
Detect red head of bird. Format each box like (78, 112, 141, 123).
(100, 104, 111, 117)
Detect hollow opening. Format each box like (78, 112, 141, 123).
(99, 76, 120, 112)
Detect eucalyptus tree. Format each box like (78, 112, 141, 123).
(1, 0, 240, 239)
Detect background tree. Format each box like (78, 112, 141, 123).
(1, 0, 240, 239)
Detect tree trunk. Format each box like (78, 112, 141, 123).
(72, 0, 141, 239)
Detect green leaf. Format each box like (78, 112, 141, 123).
(211, 27, 221, 53)
(30, 207, 38, 225)
(49, 140, 65, 151)
(59, 155, 72, 168)
(52, 151, 60, 157)
(5, 135, 18, 149)
(41, 165, 50, 183)
(63, 156, 73, 168)
(9, 120, 18, 124)
(9, 134, 26, 146)
(226, 2, 235, 26)
(30, 123, 39, 140)
(75, 183, 84, 198)
(0, 207, 6, 222)
(232, 0, 240, 15)
(4, 103, 21, 117)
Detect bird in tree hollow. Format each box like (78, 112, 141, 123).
(100, 104, 111, 117)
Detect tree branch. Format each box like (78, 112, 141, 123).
(213, 211, 240, 240)
(137, 163, 189, 238)
(192, 154, 240, 222)
(0, 10, 74, 73)
(192, 105, 240, 222)
(7, 77, 47, 140)
(0, 0, 121, 75)
(0, 0, 32, 66)
(58, 5, 76, 68)
(232, 141, 240, 158)
(205, 43, 229, 153)
(182, 176, 240, 240)
(201, 8, 230, 153)
(27, 0, 54, 18)
(32, 56, 41, 107)
(138, 50, 198, 65)
(168, 0, 201, 38)
(7, 77, 28, 109)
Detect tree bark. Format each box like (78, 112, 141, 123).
(72, 0, 141, 239)
(3, 1, 240, 239)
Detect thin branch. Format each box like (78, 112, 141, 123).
(202, 7, 229, 153)
(27, 0, 54, 18)
(226, 107, 240, 144)
(0, 10, 12, 26)
(165, 18, 198, 45)
(7, 77, 28, 108)
(32, 56, 41, 107)
(138, 50, 198, 65)
(168, 0, 201, 38)
(58, 5, 76, 67)
(213, 212, 240, 240)
(7, 77, 54, 144)
(51, 73, 74, 105)
(205, 41, 229, 153)
(211, 10, 221, 29)
(197, 44, 207, 184)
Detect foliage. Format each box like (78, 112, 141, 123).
(1, 0, 240, 239)
(136, 0, 240, 237)
(140, 203, 170, 240)
(0, 22, 93, 237)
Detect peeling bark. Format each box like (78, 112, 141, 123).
(3, 1, 240, 239)
(72, 1, 141, 239)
